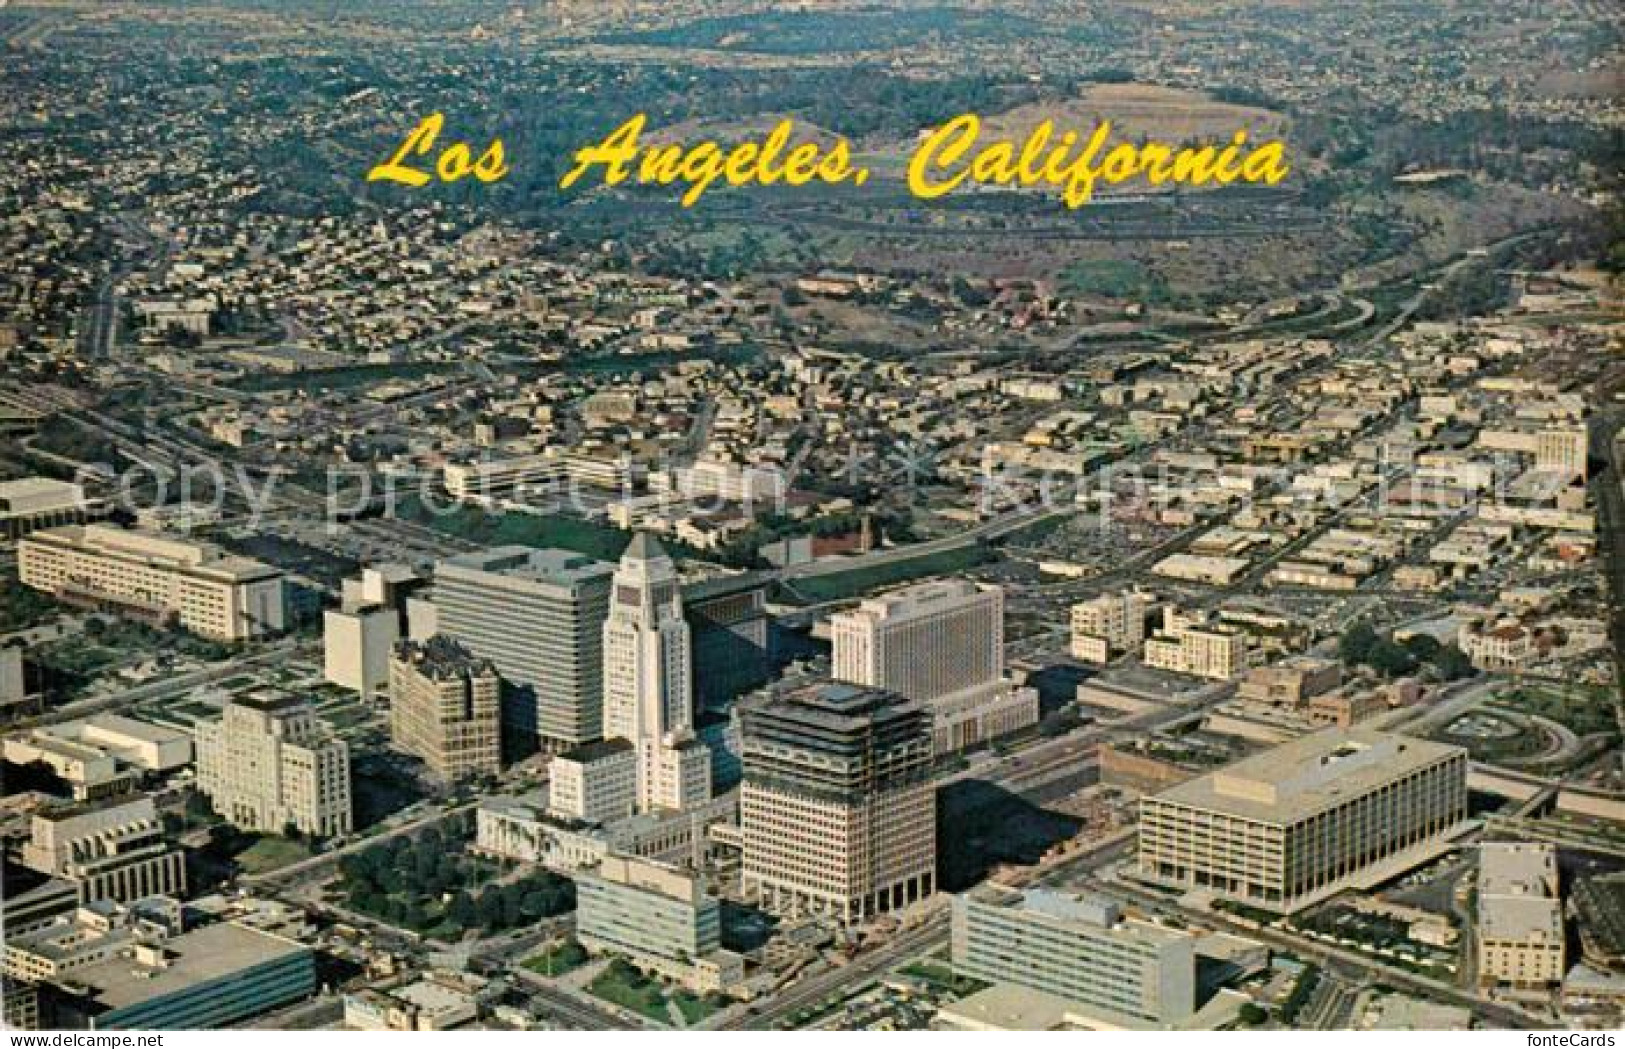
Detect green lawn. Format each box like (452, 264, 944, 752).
(232, 835, 313, 874)
(589, 960, 673, 1024)
(523, 940, 588, 977)
(1059, 258, 1163, 300)
(898, 960, 989, 998)
(393, 497, 640, 562)
(672, 991, 723, 1026)
(229, 361, 461, 393)
(1499, 685, 1621, 738)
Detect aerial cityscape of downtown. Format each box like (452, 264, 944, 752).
(1, 0, 1622, 1037)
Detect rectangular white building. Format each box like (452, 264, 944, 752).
(19, 525, 284, 640)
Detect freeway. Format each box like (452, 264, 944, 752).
(6, 637, 315, 731)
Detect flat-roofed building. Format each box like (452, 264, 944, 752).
(1478, 843, 1564, 988)
(952, 886, 1196, 1027)
(18, 525, 284, 640)
(1143, 608, 1249, 682)
(20, 796, 187, 907)
(45, 923, 313, 1031)
(4, 900, 180, 984)
(1069, 591, 1151, 663)
(195, 694, 352, 838)
(0, 478, 107, 543)
(740, 681, 935, 925)
(432, 547, 612, 755)
(388, 637, 502, 782)
(832, 579, 1003, 703)
(1138, 728, 1468, 912)
(323, 604, 399, 704)
(832, 579, 1034, 754)
(4, 715, 192, 800)
(575, 853, 743, 993)
(549, 739, 637, 825)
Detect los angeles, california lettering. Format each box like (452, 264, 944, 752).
(367, 111, 1291, 208)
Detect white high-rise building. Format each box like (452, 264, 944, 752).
(602, 534, 711, 814)
(831, 580, 1004, 701)
(831, 580, 1034, 755)
(195, 694, 353, 838)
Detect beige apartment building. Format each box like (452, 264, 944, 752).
(388, 637, 502, 782)
(196, 694, 353, 838)
(19, 525, 284, 640)
(1478, 843, 1565, 988)
(1069, 590, 1150, 663)
(1139, 728, 1468, 912)
(1142, 608, 1249, 681)
(740, 682, 936, 925)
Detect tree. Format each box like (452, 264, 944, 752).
(1339, 622, 1377, 665)
(1401, 633, 1441, 662)
(476, 888, 505, 932)
(1433, 645, 1475, 681)
(448, 891, 477, 930)
(1367, 638, 1418, 678)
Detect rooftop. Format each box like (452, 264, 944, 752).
(1149, 728, 1465, 824)
(436, 546, 612, 590)
(60, 922, 309, 1012)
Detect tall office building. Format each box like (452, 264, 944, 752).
(831, 579, 1034, 755)
(1138, 728, 1468, 912)
(388, 637, 502, 782)
(19, 525, 284, 640)
(432, 547, 613, 754)
(831, 579, 1003, 702)
(740, 681, 936, 925)
(21, 796, 186, 906)
(952, 886, 1197, 1027)
(195, 695, 353, 838)
(323, 564, 424, 703)
(602, 534, 710, 813)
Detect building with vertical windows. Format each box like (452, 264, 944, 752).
(1069, 590, 1151, 663)
(740, 681, 935, 925)
(20, 796, 186, 906)
(18, 525, 284, 640)
(1142, 607, 1249, 681)
(549, 739, 637, 825)
(575, 853, 743, 993)
(43, 923, 314, 1030)
(831, 579, 1034, 756)
(1478, 843, 1565, 988)
(831, 579, 1003, 702)
(195, 694, 352, 838)
(601, 534, 711, 814)
(324, 564, 425, 704)
(431, 547, 612, 755)
(951, 886, 1197, 1027)
(388, 637, 502, 782)
(1138, 728, 1468, 913)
